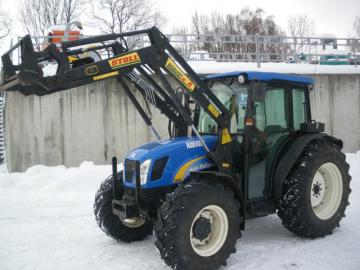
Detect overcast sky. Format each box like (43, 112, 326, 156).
(1, 0, 359, 49)
(155, 0, 360, 37)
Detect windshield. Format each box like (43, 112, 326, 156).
(197, 78, 248, 134)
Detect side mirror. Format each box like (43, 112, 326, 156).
(251, 82, 266, 102)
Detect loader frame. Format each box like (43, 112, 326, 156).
(1, 27, 235, 174)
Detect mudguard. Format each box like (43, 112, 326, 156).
(272, 133, 343, 200)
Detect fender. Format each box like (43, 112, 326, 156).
(190, 170, 246, 230)
(272, 133, 343, 200)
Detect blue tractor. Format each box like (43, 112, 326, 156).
(1, 28, 351, 270)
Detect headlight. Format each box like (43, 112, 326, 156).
(140, 159, 151, 185)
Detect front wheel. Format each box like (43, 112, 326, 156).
(277, 140, 351, 238)
(94, 174, 153, 242)
(155, 181, 242, 270)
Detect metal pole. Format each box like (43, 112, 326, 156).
(353, 39, 358, 68)
(190, 124, 210, 152)
(150, 125, 161, 140)
(255, 34, 260, 68)
(64, 23, 70, 42)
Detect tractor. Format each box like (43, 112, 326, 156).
(1, 27, 351, 270)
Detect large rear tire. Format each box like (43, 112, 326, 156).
(155, 181, 242, 270)
(277, 140, 351, 238)
(94, 173, 153, 242)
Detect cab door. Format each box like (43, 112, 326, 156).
(246, 85, 292, 200)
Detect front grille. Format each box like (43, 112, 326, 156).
(124, 159, 136, 183)
(151, 156, 169, 181)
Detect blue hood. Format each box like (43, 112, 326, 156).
(124, 135, 218, 189)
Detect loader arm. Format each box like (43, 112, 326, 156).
(0, 27, 233, 173)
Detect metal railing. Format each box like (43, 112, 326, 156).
(9, 33, 360, 67)
(166, 34, 360, 67)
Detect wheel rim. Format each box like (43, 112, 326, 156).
(190, 205, 228, 257)
(121, 217, 146, 228)
(311, 162, 343, 220)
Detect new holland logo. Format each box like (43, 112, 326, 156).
(109, 52, 141, 68)
(165, 57, 195, 92)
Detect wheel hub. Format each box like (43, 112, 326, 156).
(313, 184, 321, 195)
(190, 205, 229, 257)
(192, 217, 212, 241)
(311, 162, 343, 220)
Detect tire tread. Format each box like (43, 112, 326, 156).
(277, 139, 351, 238)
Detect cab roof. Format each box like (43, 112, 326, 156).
(205, 71, 314, 86)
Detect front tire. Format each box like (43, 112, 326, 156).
(94, 174, 153, 242)
(155, 181, 242, 270)
(277, 140, 351, 238)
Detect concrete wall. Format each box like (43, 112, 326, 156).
(5, 74, 360, 172)
(310, 75, 360, 152)
(5, 79, 169, 172)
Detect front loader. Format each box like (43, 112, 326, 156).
(1, 27, 351, 270)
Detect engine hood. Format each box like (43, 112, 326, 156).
(124, 135, 218, 189)
(125, 135, 217, 163)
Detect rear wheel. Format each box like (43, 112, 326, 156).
(155, 181, 242, 270)
(94, 174, 153, 242)
(277, 140, 351, 238)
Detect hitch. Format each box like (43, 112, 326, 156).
(112, 160, 149, 220)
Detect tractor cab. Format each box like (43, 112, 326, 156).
(195, 71, 314, 201)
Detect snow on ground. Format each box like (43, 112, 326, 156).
(0, 153, 359, 270)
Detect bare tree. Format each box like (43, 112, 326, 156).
(351, 16, 360, 53)
(19, 0, 82, 37)
(92, 0, 165, 34)
(287, 14, 315, 37)
(63, 0, 82, 23)
(170, 25, 193, 57)
(190, 8, 284, 61)
(287, 14, 315, 52)
(192, 11, 212, 51)
(240, 7, 264, 35)
(0, 0, 11, 39)
(354, 16, 360, 37)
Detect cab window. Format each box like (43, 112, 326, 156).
(292, 89, 306, 130)
(253, 87, 290, 132)
(197, 79, 248, 134)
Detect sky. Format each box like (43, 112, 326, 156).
(1, 0, 359, 50)
(154, 0, 360, 37)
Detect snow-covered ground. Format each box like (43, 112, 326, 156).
(0, 153, 359, 270)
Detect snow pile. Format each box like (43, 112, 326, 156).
(41, 61, 360, 78)
(189, 61, 360, 75)
(0, 154, 359, 270)
(0, 162, 121, 201)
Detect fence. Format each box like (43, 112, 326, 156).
(9, 33, 360, 68)
(167, 34, 360, 66)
